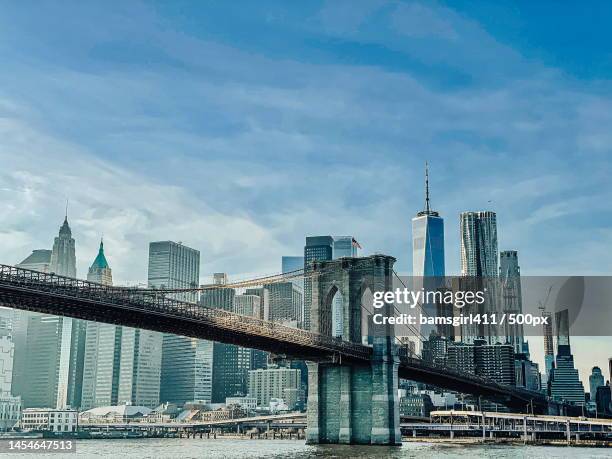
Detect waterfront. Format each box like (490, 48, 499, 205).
(21, 438, 611, 458)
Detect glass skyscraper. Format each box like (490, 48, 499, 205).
(549, 309, 585, 405)
(151, 241, 210, 407)
(411, 164, 445, 347)
(303, 236, 334, 331)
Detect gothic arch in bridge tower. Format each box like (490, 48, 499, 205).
(306, 254, 401, 446)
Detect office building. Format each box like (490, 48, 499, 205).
(595, 384, 611, 416)
(412, 164, 445, 345)
(446, 343, 476, 375)
(421, 333, 448, 367)
(303, 236, 334, 331)
(331, 236, 360, 337)
(234, 294, 261, 317)
(282, 256, 304, 288)
(412, 163, 445, 278)
(0, 394, 21, 431)
(81, 240, 121, 410)
(248, 367, 301, 408)
(200, 275, 250, 403)
(589, 366, 605, 401)
(20, 408, 78, 433)
(20, 216, 83, 409)
(515, 353, 541, 392)
(151, 242, 211, 407)
(474, 341, 515, 386)
(263, 282, 303, 325)
(542, 310, 554, 384)
(0, 333, 14, 395)
(11, 250, 52, 399)
(499, 250, 524, 353)
(549, 310, 585, 405)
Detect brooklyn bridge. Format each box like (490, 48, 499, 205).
(0, 254, 567, 445)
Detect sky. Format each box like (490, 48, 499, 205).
(0, 1, 610, 384)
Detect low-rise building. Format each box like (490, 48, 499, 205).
(225, 396, 257, 413)
(21, 408, 78, 432)
(78, 405, 152, 424)
(0, 394, 21, 431)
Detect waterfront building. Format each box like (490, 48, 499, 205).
(0, 394, 21, 431)
(248, 367, 301, 408)
(225, 396, 257, 413)
(549, 310, 585, 405)
(79, 405, 152, 424)
(589, 366, 605, 402)
(81, 240, 122, 410)
(20, 408, 78, 432)
(399, 392, 434, 417)
(0, 333, 14, 395)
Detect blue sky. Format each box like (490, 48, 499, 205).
(0, 1, 611, 379)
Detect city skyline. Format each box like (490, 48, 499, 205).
(0, 0, 611, 413)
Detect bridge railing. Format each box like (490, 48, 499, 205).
(0, 264, 371, 360)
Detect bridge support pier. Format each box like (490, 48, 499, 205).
(306, 355, 401, 445)
(305, 255, 401, 445)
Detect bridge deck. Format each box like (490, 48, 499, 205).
(0, 264, 549, 411)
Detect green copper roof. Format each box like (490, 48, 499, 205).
(91, 240, 109, 269)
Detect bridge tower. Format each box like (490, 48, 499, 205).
(306, 255, 401, 445)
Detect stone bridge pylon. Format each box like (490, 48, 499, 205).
(306, 255, 401, 445)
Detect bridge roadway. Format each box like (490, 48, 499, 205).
(0, 264, 548, 411)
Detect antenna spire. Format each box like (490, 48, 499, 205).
(425, 161, 430, 213)
(65, 199, 69, 221)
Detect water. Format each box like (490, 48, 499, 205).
(25, 438, 611, 458)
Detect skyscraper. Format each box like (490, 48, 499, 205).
(20, 216, 83, 408)
(549, 309, 585, 405)
(412, 163, 445, 278)
(459, 211, 499, 344)
(542, 310, 555, 383)
(331, 237, 360, 338)
(12, 250, 52, 400)
(81, 240, 122, 410)
(412, 164, 445, 346)
(499, 250, 524, 353)
(589, 366, 605, 400)
(151, 242, 210, 407)
(201, 274, 250, 403)
(303, 236, 360, 334)
(303, 236, 334, 331)
(460, 211, 498, 277)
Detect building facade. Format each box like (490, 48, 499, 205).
(248, 367, 300, 408)
(148, 242, 211, 407)
(81, 240, 121, 410)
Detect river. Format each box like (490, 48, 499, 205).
(20, 438, 611, 458)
